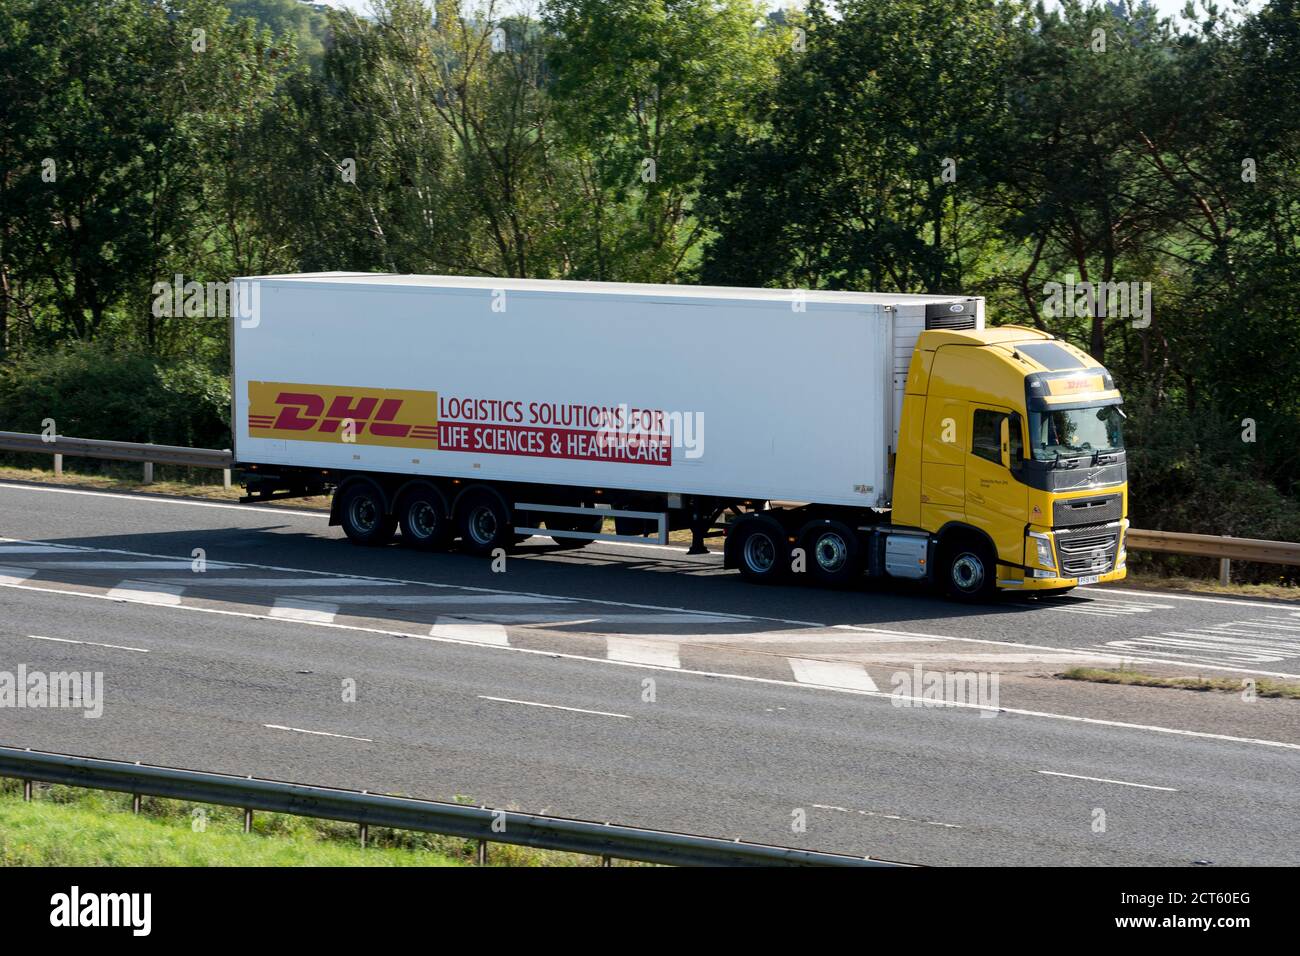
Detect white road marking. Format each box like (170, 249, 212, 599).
(269, 600, 338, 624)
(106, 582, 184, 606)
(448, 614, 603, 625)
(789, 658, 880, 692)
(1048, 599, 1172, 617)
(1084, 585, 1300, 611)
(813, 803, 962, 829)
(1036, 770, 1178, 792)
(695, 630, 939, 646)
(0, 566, 34, 586)
(0, 481, 330, 517)
(476, 695, 632, 719)
(4, 533, 1298, 678)
(31, 560, 225, 571)
(0, 544, 81, 553)
(151, 577, 399, 588)
(428, 618, 510, 646)
(26, 634, 149, 653)
(606, 637, 681, 668)
(3, 576, 1299, 750)
(263, 724, 371, 742)
(320, 594, 569, 606)
(842, 652, 1114, 665)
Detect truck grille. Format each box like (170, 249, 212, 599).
(1053, 494, 1122, 528)
(1055, 522, 1120, 576)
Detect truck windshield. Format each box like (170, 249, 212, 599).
(1029, 405, 1124, 462)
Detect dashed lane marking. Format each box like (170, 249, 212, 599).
(789, 658, 880, 692)
(476, 696, 633, 719)
(606, 637, 681, 669)
(263, 724, 372, 742)
(269, 600, 339, 624)
(428, 618, 510, 646)
(1036, 770, 1178, 792)
(26, 634, 149, 653)
(106, 582, 184, 606)
(2, 577, 1299, 750)
(813, 803, 962, 829)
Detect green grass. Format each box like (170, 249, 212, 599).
(0, 779, 622, 866)
(1058, 667, 1300, 699)
(0, 793, 459, 866)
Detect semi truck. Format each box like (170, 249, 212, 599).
(230, 273, 1128, 600)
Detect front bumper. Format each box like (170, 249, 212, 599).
(997, 520, 1128, 590)
(1004, 565, 1128, 591)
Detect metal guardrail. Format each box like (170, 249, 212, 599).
(0, 746, 896, 867)
(0, 430, 232, 487)
(1125, 528, 1300, 566)
(1126, 528, 1300, 585)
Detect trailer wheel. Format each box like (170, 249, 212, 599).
(798, 520, 861, 587)
(940, 536, 997, 602)
(731, 516, 789, 584)
(338, 483, 397, 547)
(455, 489, 513, 557)
(398, 485, 452, 551)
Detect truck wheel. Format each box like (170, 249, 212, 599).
(799, 520, 861, 587)
(398, 485, 452, 551)
(338, 483, 397, 547)
(732, 516, 789, 584)
(456, 490, 513, 557)
(941, 537, 997, 602)
(546, 513, 602, 550)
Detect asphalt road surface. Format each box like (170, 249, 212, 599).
(1, 480, 1296, 865)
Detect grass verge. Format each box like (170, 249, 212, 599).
(1058, 666, 1300, 699)
(0, 780, 620, 866)
(1120, 569, 1299, 602)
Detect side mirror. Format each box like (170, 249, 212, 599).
(999, 417, 1011, 470)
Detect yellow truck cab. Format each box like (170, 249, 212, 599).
(892, 326, 1128, 599)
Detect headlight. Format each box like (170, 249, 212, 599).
(1029, 531, 1057, 572)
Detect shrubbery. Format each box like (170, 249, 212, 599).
(0, 343, 229, 450)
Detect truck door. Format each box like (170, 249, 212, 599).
(965, 405, 1027, 571)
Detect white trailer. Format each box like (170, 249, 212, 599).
(231, 273, 988, 585)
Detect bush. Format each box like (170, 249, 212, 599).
(0, 342, 230, 449)
(1124, 390, 1300, 583)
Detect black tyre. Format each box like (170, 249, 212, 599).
(940, 536, 997, 601)
(455, 489, 513, 557)
(798, 519, 862, 588)
(338, 482, 397, 547)
(398, 485, 452, 551)
(546, 512, 603, 550)
(731, 515, 789, 584)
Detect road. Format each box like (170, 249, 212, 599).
(0, 479, 1297, 865)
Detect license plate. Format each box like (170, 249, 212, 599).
(1076, 574, 1100, 585)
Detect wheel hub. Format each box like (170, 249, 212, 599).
(952, 552, 985, 591)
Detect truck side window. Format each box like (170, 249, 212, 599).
(971, 409, 1004, 465)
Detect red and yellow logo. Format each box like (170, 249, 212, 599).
(1047, 375, 1104, 396)
(247, 381, 438, 448)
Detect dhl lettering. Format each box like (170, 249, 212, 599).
(247, 381, 438, 449)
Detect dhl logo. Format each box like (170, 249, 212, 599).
(1047, 375, 1104, 395)
(247, 381, 438, 448)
